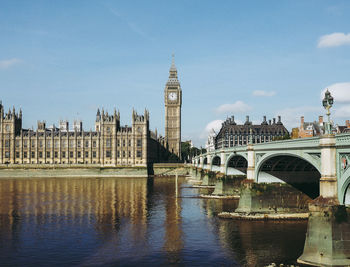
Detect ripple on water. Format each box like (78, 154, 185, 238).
(0, 177, 307, 266)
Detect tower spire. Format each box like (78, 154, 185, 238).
(167, 54, 179, 85)
(170, 53, 176, 71)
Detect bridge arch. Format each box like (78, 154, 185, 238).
(225, 153, 248, 175)
(255, 152, 321, 199)
(339, 167, 350, 205)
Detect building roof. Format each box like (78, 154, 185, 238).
(216, 115, 289, 141)
(302, 121, 324, 135)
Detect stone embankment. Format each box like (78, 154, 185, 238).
(153, 163, 189, 176)
(0, 163, 190, 178)
(199, 194, 239, 199)
(218, 211, 309, 220)
(265, 264, 300, 267)
(0, 166, 149, 178)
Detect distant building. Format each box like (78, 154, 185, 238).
(205, 129, 216, 152)
(297, 116, 350, 138)
(335, 120, 350, 134)
(183, 140, 193, 148)
(164, 56, 182, 159)
(215, 115, 289, 149)
(59, 120, 69, 132)
(0, 103, 153, 166)
(73, 120, 83, 132)
(298, 116, 325, 138)
(291, 128, 299, 139)
(0, 58, 181, 166)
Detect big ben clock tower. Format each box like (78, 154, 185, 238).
(165, 55, 182, 159)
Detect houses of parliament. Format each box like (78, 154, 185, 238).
(0, 58, 182, 166)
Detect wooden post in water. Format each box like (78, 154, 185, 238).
(175, 172, 178, 198)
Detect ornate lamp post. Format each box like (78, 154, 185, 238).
(322, 89, 334, 134)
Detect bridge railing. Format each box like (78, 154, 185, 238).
(336, 133, 350, 146)
(253, 136, 320, 150)
(194, 133, 350, 161)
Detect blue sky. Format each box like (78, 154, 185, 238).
(0, 0, 350, 146)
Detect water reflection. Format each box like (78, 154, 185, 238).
(199, 190, 307, 266)
(0, 177, 307, 266)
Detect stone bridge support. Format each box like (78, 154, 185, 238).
(247, 144, 255, 180)
(319, 135, 338, 200)
(207, 154, 212, 170)
(220, 152, 227, 174)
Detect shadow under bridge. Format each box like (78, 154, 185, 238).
(226, 155, 247, 176)
(211, 156, 221, 172)
(257, 155, 320, 199)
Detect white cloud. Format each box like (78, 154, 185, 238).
(321, 82, 350, 103)
(334, 105, 350, 118)
(205, 119, 223, 133)
(215, 101, 252, 114)
(0, 58, 21, 69)
(252, 90, 276, 97)
(318, 32, 350, 48)
(199, 119, 223, 140)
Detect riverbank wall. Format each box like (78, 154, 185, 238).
(0, 163, 189, 178)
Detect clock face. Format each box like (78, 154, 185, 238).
(168, 92, 177, 101)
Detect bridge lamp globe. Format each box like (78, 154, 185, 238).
(322, 98, 327, 109)
(322, 89, 334, 134)
(322, 89, 333, 117)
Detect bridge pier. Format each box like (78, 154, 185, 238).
(212, 175, 245, 196)
(298, 135, 350, 266)
(220, 152, 227, 174)
(190, 167, 202, 181)
(199, 156, 204, 169)
(201, 171, 216, 186)
(235, 181, 311, 214)
(247, 144, 255, 181)
(298, 204, 350, 266)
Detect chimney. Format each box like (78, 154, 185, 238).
(319, 116, 323, 125)
(269, 120, 271, 125)
(244, 115, 250, 125)
(346, 120, 350, 128)
(301, 116, 304, 125)
(278, 116, 281, 123)
(273, 118, 276, 124)
(231, 115, 236, 125)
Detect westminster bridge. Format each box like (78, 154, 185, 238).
(193, 133, 350, 204)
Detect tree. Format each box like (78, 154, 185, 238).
(180, 143, 206, 163)
(272, 133, 291, 141)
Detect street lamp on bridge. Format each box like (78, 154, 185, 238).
(322, 89, 334, 135)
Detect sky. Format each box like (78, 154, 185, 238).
(0, 0, 350, 147)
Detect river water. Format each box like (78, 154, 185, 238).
(0, 177, 307, 266)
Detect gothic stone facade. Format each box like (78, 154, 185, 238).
(215, 115, 289, 149)
(0, 59, 182, 166)
(164, 56, 182, 159)
(0, 102, 158, 166)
